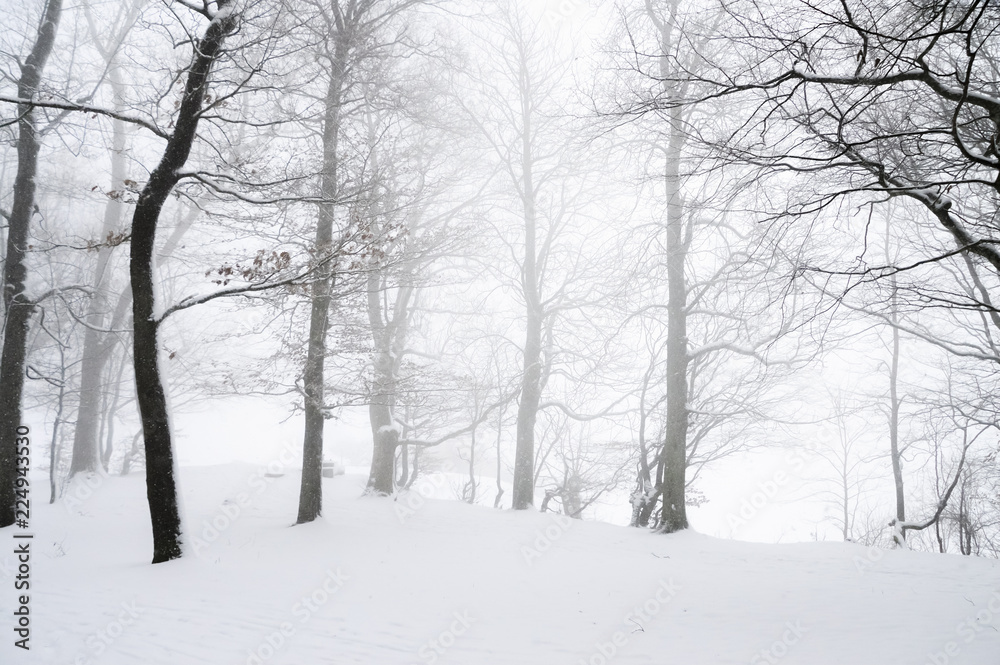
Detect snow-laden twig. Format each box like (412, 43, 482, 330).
(30, 284, 94, 306)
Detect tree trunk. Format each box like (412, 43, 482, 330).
(841, 453, 850, 540)
(396, 441, 409, 487)
(656, 103, 689, 534)
(130, 2, 237, 562)
(494, 404, 505, 508)
(366, 323, 398, 494)
(121, 430, 141, 476)
(101, 347, 128, 471)
(647, 0, 690, 534)
(366, 395, 398, 494)
(465, 424, 477, 503)
(0, 0, 62, 528)
(70, 67, 128, 477)
(364, 257, 412, 494)
(889, 277, 906, 506)
(631, 360, 657, 527)
(883, 209, 906, 544)
(396, 403, 412, 487)
(297, 37, 348, 523)
(513, 311, 542, 509)
(92, 202, 194, 475)
(888, 280, 905, 524)
(512, 54, 542, 511)
(48, 339, 67, 504)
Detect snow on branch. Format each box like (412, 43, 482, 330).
(174, 0, 216, 19)
(157, 254, 333, 323)
(0, 96, 168, 138)
(538, 392, 633, 421)
(29, 284, 94, 306)
(687, 336, 796, 366)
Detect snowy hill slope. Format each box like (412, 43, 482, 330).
(4, 464, 1000, 665)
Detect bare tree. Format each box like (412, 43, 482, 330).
(610, 0, 803, 532)
(813, 391, 879, 542)
(293, 0, 428, 522)
(129, 0, 239, 562)
(892, 367, 995, 549)
(457, 1, 617, 510)
(0, 0, 63, 528)
(690, 0, 1000, 347)
(67, 0, 144, 478)
(620, 0, 1000, 544)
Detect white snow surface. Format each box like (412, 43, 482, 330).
(5, 465, 1000, 665)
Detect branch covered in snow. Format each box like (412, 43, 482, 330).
(537, 392, 633, 421)
(157, 255, 335, 323)
(0, 95, 168, 138)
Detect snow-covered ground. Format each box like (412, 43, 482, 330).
(4, 464, 1000, 665)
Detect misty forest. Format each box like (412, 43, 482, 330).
(2, 0, 1000, 663)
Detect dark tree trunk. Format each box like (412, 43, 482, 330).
(297, 36, 348, 524)
(102, 199, 191, 472)
(129, 2, 237, 562)
(297, 257, 335, 521)
(0, 0, 62, 528)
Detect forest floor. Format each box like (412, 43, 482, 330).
(4, 463, 1000, 665)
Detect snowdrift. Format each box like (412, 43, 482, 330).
(4, 464, 999, 665)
